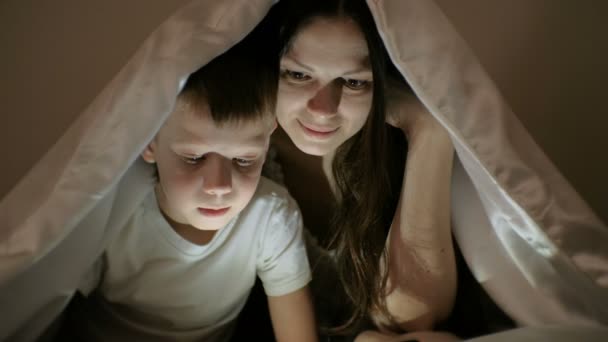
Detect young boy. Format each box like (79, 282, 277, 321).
(71, 25, 317, 342)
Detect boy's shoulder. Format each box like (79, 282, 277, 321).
(254, 176, 292, 201)
(240, 176, 300, 223)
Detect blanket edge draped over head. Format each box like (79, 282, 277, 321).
(0, 0, 606, 340)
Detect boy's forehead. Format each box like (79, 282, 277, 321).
(165, 108, 272, 149)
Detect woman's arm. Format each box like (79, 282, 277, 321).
(379, 91, 457, 331)
(356, 329, 460, 342)
(268, 286, 318, 342)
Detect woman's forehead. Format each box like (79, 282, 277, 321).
(286, 17, 370, 73)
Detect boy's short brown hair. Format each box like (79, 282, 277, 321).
(178, 19, 279, 126)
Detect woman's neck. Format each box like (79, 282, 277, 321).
(271, 127, 337, 245)
(321, 149, 337, 196)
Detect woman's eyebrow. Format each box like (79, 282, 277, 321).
(343, 68, 372, 77)
(282, 55, 314, 72)
(344, 57, 372, 76)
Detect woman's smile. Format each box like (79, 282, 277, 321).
(297, 119, 340, 139)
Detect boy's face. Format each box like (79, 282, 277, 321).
(143, 102, 275, 231)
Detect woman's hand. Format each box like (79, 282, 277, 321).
(385, 84, 448, 141)
(355, 330, 461, 342)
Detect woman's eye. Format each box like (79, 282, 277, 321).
(343, 78, 370, 91)
(234, 158, 254, 167)
(183, 155, 205, 165)
(283, 69, 311, 82)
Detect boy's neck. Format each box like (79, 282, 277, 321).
(155, 185, 218, 246)
(169, 219, 218, 245)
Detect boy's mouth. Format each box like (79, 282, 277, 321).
(198, 207, 231, 217)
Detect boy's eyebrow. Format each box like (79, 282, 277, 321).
(173, 140, 267, 149)
(172, 134, 269, 153)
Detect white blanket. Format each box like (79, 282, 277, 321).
(1, 0, 606, 340)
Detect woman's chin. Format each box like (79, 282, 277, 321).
(294, 139, 334, 156)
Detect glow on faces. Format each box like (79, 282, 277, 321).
(277, 17, 373, 156)
(143, 100, 274, 231)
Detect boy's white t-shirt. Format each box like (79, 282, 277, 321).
(81, 177, 311, 341)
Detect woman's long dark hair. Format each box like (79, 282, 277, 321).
(271, 0, 408, 332)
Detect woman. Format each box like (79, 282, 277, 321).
(266, 0, 457, 338)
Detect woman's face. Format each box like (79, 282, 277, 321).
(277, 17, 373, 156)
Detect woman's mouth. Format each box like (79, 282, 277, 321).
(297, 120, 339, 138)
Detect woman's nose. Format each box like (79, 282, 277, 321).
(201, 154, 232, 196)
(307, 80, 342, 117)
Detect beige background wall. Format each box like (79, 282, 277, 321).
(1, 0, 606, 221)
(436, 0, 608, 222)
(0, 0, 186, 201)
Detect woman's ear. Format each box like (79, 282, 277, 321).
(141, 140, 157, 164)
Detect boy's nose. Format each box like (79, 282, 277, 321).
(201, 154, 232, 196)
(307, 81, 342, 117)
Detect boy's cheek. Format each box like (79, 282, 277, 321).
(237, 170, 263, 190)
(237, 161, 264, 176)
(165, 175, 200, 196)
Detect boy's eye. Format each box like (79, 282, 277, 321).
(183, 155, 205, 165)
(343, 78, 370, 91)
(283, 69, 311, 82)
(234, 158, 254, 167)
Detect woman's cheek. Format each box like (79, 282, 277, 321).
(278, 83, 311, 114)
(353, 91, 373, 113)
(344, 97, 372, 128)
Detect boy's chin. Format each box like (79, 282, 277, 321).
(189, 217, 234, 231)
(192, 225, 222, 232)
(190, 222, 225, 231)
